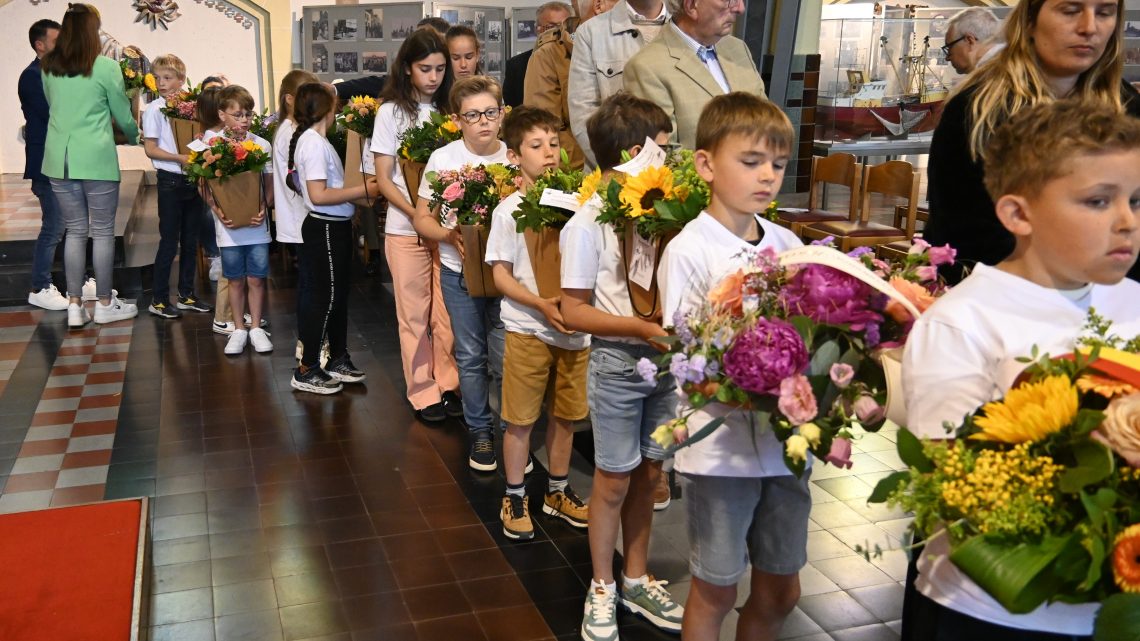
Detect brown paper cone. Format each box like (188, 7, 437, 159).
(459, 224, 501, 298)
(344, 130, 364, 189)
(171, 118, 201, 156)
(523, 228, 563, 300)
(209, 172, 262, 228)
(622, 227, 677, 319)
(399, 158, 426, 208)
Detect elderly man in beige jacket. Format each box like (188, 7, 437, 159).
(623, 0, 764, 150)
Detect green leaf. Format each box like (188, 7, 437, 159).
(868, 470, 911, 504)
(809, 340, 841, 377)
(715, 385, 733, 403)
(896, 427, 935, 473)
(1079, 534, 1105, 591)
(949, 534, 1073, 614)
(1095, 594, 1140, 641)
(790, 316, 814, 344)
(1060, 440, 1115, 493)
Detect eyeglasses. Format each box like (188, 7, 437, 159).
(941, 34, 967, 55)
(224, 111, 255, 120)
(458, 107, 503, 124)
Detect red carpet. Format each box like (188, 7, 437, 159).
(0, 499, 147, 641)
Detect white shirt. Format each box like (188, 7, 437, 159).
(370, 101, 433, 236)
(142, 97, 183, 174)
(272, 119, 307, 243)
(202, 129, 273, 248)
(485, 191, 590, 350)
(659, 212, 805, 477)
(294, 128, 355, 219)
(903, 264, 1140, 633)
(671, 22, 730, 93)
(417, 139, 509, 274)
(627, 1, 668, 43)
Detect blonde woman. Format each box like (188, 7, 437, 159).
(924, 0, 1140, 285)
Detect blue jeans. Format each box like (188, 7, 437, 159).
(30, 178, 65, 291)
(50, 178, 119, 299)
(152, 170, 203, 302)
(439, 265, 504, 435)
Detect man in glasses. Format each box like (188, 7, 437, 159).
(943, 7, 1002, 75)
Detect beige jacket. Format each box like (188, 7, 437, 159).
(524, 26, 585, 169)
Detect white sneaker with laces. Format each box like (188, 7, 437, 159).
(93, 296, 138, 324)
(209, 256, 222, 281)
(249, 327, 273, 353)
(212, 320, 236, 335)
(81, 278, 118, 302)
(295, 341, 304, 361)
(581, 583, 619, 641)
(29, 284, 69, 311)
(225, 329, 249, 355)
(67, 302, 91, 329)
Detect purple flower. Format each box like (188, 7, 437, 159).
(669, 353, 690, 381)
(780, 265, 882, 330)
(853, 395, 885, 425)
(927, 244, 957, 267)
(829, 363, 855, 389)
(810, 236, 836, 247)
(908, 237, 931, 254)
(723, 318, 809, 395)
(686, 354, 708, 384)
(847, 247, 874, 258)
(865, 322, 881, 348)
(712, 327, 734, 350)
(704, 360, 720, 378)
(777, 375, 818, 425)
(824, 437, 853, 469)
(673, 310, 695, 346)
(915, 265, 938, 282)
(636, 358, 658, 384)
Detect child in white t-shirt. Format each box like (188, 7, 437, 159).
(902, 100, 1140, 639)
(657, 93, 805, 641)
(413, 76, 509, 452)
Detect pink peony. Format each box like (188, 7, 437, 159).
(723, 318, 809, 395)
(442, 181, 465, 202)
(781, 264, 882, 329)
(824, 437, 853, 468)
(853, 395, 885, 425)
(777, 375, 818, 425)
(829, 363, 855, 389)
(927, 244, 957, 267)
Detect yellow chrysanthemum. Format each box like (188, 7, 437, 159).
(1077, 373, 1138, 399)
(577, 168, 602, 205)
(242, 140, 261, 152)
(618, 165, 674, 218)
(972, 375, 1079, 443)
(144, 73, 157, 93)
(124, 67, 137, 79)
(441, 120, 460, 134)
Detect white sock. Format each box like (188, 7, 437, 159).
(622, 574, 648, 590)
(591, 578, 617, 593)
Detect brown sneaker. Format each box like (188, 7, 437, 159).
(543, 486, 589, 528)
(653, 472, 671, 511)
(501, 494, 534, 541)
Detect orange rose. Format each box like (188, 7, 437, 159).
(885, 277, 936, 323)
(1093, 393, 1140, 466)
(708, 270, 746, 315)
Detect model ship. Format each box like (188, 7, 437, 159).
(818, 33, 949, 140)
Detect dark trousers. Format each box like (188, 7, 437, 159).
(152, 170, 204, 302)
(29, 178, 65, 292)
(300, 215, 352, 368)
(293, 242, 313, 344)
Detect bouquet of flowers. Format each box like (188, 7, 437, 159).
(186, 136, 271, 227)
(513, 149, 585, 298)
(160, 84, 203, 155)
(869, 314, 1140, 638)
(249, 109, 279, 143)
(340, 96, 380, 187)
(119, 58, 154, 96)
(397, 112, 462, 207)
(643, 241, 950, 476)
(340, 95, 379, 137)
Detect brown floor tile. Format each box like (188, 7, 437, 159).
(409, 483, 469, 508)
(61, 449, 113, 469)
(333, 562, 399, 597)
(3, 470, 60, 493)
(57, 345, 95, 356)
(381, 531, 442, 561)
(460, 574, 534, 611)
(390, 554, 456, 590)
(41, 385, 85, 400)
(353, 623, 416, 641)
(99, 333, 132, 344)
(341, 593, 412, 631)
(78, 393, 122, 409)
(433, 524, 496, 555)
(325, 539, 387, 570)
(50, 484, 106, 506)
(49, 365, 88, 377)
(279, 601, 349, 641)
(72, 420, 119, 437)
(86, 370, 126, 384)
(268, 544, 330, 577)
(414, 614, 488, 641)
(475, 604, 554, 641)
(402, 583, 471, 620)
(370, 508, 430, 537)
(273, 571, 339, 607)
(18, 438, 69, 457)
(446, 549, 515, 582)
(92, 351, 129, 363)
(420, 504, 482, 530)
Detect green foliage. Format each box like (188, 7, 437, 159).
(397, 111, 461, 163)
(513, 149, 583, 232)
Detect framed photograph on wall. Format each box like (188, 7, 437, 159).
(303, 3, 425, 85)
(364, 9, 384, 40)
(433, 3, 508, 81)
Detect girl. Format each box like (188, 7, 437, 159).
(289, 83, 379, 394)
(370, 30, 461, 421)
(446, 25, 482, 79)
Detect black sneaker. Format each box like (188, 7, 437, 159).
(176, 295, 213, 313)
(148, 300, 182, 319)
(291, 366, 343, 395)
(418, 402, 447, 423)
(469, 433, 497, 472)
(326, 354, 366, 383)
(442, 390, 464, 418)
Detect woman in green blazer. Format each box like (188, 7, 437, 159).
(41, 3, 139, 328)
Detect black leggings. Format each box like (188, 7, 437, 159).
(300, 214, 353, 368)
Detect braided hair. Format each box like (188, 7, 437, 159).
(287, 82, 336, 194)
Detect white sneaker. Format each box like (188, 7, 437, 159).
(225, 329, 249, 355)
(295, 341, 304, 361)
(93, 296, 138, 324)
(81, 278, 118, 302)
(212, 320, 236, 335)
(242, 313, 269, 329)
(67, 303, 91, 329)
(249, 327, 273, 353)
(29, 284, 69, 311)
(209, 256, 222, 282)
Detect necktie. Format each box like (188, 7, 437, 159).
(698, 46, 718, 63)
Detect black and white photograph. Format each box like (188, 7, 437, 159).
(1127, 21, 1140, 38)
(364, 9, 383, 40)
(389, 16, 417, 40)
(516, 19, 536, 41)
(440, 9, 459, 25)
(312, 10, 329, 42)
(334, 51, 359, 74)
(487, 19, 502, 42)
(334, 18, 358, 41)
(486, 51, 502, 73)
(363, 51, 389, 73)
(312, 43, 328, 73)
(474, 11, 487, 40)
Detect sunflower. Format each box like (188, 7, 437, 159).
(440, 119, 460, 135)
(1077, 374, 1138, 399)
(144, 73, 157, 93)
(972, 375, 1079, 443)
(618, 165, 673, 219)
(577, 167, 603, 205)
(1113, 523, 1140, 593)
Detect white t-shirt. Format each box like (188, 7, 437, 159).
(658, 212, 805, 478)
(485, 191, 590, 350)
(294, 128, 355, 219)
(142, 97, 183, 174)
(272, 119, 307, 243)
(417, 139, 509, 274)
(370, 101, 433, 236)
(202, 129, 273, 248)
(903, 263, 1140, 633)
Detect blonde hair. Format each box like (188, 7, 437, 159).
(696, 92, 794, 156)
(958, 0, 1124, 161)
(448, 75, 502, 114)
(151, 54, 187, 79)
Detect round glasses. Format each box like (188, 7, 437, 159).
(458, 107, 503, 124)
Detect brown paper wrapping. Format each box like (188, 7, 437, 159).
(523, 228, 563, 300)
(344, 130, 365, 189)
(171, 118, 201, 156)
(621, 227, 677, 319)
(208, 172, 262, 228)
(459, 224, 500, 298)
(399, 158, 427, 208)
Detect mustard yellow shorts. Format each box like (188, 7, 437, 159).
(501, 331, 590, 426)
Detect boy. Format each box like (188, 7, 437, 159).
(204, 85, 274, 355)
(902, 101, 1140, 638)
(144, 54, 213, 319)
(658, 92, 805, 641)
(559, 92, 684, 641)
(485, 105, 591, 540)
(413, 76, 508, 458)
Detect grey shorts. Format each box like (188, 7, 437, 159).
(682, 473, 812, 585)
(587, 340, 676, 473)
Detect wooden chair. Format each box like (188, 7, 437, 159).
(876, 202, 931, 260)
(802, 160, 919, 252)
(776, 154, 860, 236)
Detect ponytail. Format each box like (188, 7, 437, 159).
(287, 82, 336, 194)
